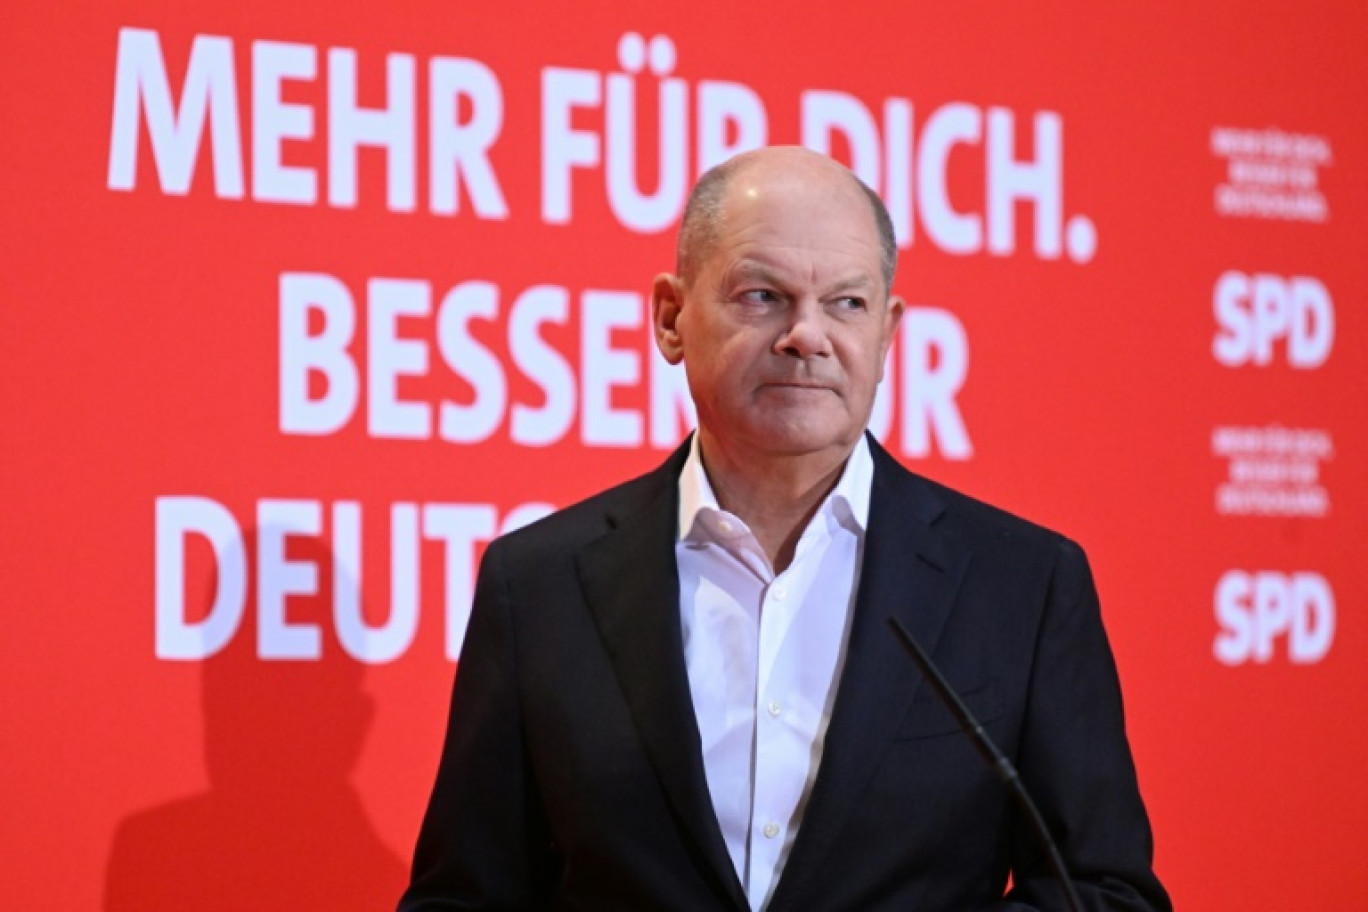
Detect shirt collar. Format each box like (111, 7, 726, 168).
(677, 433, 875, 541)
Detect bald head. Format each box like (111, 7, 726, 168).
(676, 147, 897, 292)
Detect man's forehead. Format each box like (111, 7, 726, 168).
(709, 186, 885, 272)
(676, 146, 896, 293)
(722, 154, 868, 211)
(717, 163, 879, 238)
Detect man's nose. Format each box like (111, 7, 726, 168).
(774, 300, 832, 358)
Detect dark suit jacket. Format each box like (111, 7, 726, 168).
(400, 438, 1171, 911)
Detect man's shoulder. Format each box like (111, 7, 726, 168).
(929, 472, 1066, 543)
(870, 440, 1077, 558)
(490, 449, 682, 561)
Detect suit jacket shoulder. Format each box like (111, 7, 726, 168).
(488, 442, 689, 564)
(866, 435, 1079, 573)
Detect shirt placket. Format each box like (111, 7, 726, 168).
(746, 519, 831, 904)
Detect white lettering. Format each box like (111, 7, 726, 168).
(541, 67, 602, 223)
(429, 57, 507, 218)
(509, 286, 577, 446)
(327, 49, 417, 210)
(900, 309, 971, 459)
(986, 108, 1062, 258)
(1213, 570, 1335, 665)
(423, 504, 498, 660)
(108, 29, 244, 196)
(279, 273, 359, 435)
(437, 282, 507, 443)
(919, 103, 982, 255)
(1213, 272, 1335, 368)
(251, 40, 317, 204)
(605, 34, 688, 232)
(582, 290, 644, 446)
(257, 499, 323, 659)
(801, 90, 881, 195)
(697, 80, 767, 172)
(367, 278, 431, 438)
(155, 496, 247, 660)
(333, 501, 420, 662)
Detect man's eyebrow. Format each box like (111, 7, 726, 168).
(825, 275, 879, 294)
(724, 261, 879, 293)
(725, 260, 785, 283)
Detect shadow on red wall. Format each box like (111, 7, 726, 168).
(104, 530, 407, 910)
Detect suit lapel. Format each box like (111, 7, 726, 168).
(574, 445, 749, 912)
(767, 441, 971, 911)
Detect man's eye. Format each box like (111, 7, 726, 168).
(835, 296, 867, 311)
(739, 289, 778, 304)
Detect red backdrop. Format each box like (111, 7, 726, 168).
(3, 2, 1365, 908)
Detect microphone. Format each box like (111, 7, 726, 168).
(889, 617, 1083, 912)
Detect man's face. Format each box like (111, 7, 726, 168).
(655, 156, 903, 464)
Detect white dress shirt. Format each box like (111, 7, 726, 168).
(676, 434, 871, 910)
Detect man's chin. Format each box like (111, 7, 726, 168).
(736, 422, 860, 460)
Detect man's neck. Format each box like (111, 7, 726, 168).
(696, 429, 855, 574)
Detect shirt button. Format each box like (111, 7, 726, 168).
(718, 519, 734, 534)
(771, 584, 787, 601)
(763, 823, 779, 839)
(767, 701, 782, 717)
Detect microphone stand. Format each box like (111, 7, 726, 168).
(890, 617, 1083, 912)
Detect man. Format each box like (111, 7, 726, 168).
(399, 147, 1170, 911)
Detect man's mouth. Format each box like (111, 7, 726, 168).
(760, 381, 834, 393)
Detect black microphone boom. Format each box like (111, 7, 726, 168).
(889, 616, 1083, 912)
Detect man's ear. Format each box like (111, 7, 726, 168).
(651, 273, 686, 365)
(877, 294, 906, 382)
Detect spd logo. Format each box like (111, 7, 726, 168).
(1213, 570, 1335, 665)
(1212, 272, 1333, 368)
